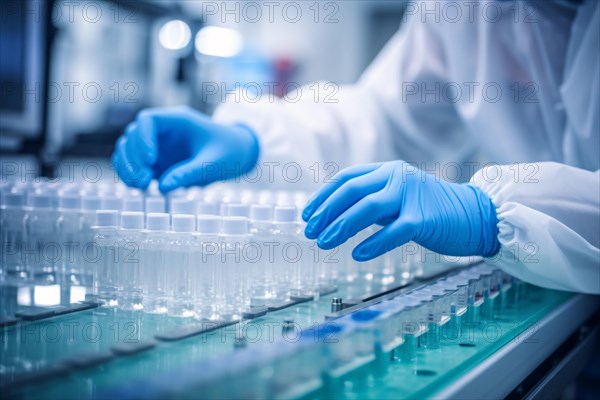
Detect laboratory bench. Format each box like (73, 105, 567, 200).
(1, 262, 598, 399)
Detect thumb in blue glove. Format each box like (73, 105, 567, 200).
(112, 106, 259, 193)
(302, 161, 500, 261)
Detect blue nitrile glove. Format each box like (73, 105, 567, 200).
(302, 161, 500, 261)
(112, 106, 259, 193)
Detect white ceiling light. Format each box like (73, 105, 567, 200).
(159, 20, 192, 51)
(195, 26, 243, 58)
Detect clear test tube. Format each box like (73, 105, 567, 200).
(497, 270, 513, 311)
(445, 277, 469, 319)
(488, 268, 504, 314)
(314, 241, 336, 293)
(1, 191, 28, 283)
(354, 227, 379, 295)
(460, 272, 484, 343)
(194, 216, 221, 320)
(345, 309, 380, 359)
(255, 190, 273, 205)
(141, 213, 170, 314)
(405, 291, 438, 350)
(57, 193, 83, 286)
(92, 210, 120, 307)
(275, 191, 292, 206)
(196, 201, 219, 216)
(218, 192, 239, 216)
(297, 219, 319, 299)
(441, 275, 472, 345)
(324, 322, 365, 376)
(249, 204, 274, 307)
(375, 246, 396, 288)
(368, 300, 406, 354)
(118, 212, 144, 311)
(168, 214, 196, 318)
(227, 203, 251, 218)
(433, 280, 464, 346)
(26, 193, 59, 284)
(484, 267, 502, 318)
(123, 196, 144, 212)
(170, 197, 196, 215)
(508, 275, 525, 305)
(145, 196, 166, 213)
(186, 186, 204, 201)
(423, 284, 455, 349)
(474, 267, 495, 320)
(272, 206, 302, 301)
(219, 217, 250, 321)
(392, 296, 428, 363)
(100, 195, 123, 213)
(81, 194, 102, 295)
(337, 234, 360, 290)
(429, 283, 453, 325)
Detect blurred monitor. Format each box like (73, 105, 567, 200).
(0, 0, 48, 139)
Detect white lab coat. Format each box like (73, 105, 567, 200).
(214, 1, 600, 294)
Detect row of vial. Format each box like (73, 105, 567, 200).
(1, 180, 414, 319)
(152, 264, 521, 399)
(0, 179, 308, 287)
(92, 207, 323, 321)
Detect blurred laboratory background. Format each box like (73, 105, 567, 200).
(0, 0, 407, 176)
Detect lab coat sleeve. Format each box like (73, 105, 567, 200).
(470, 162, 600, 294)
(212, 16, 470, 190)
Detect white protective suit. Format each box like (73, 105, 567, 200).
(214, 0, 600, 294)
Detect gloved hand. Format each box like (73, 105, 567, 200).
(302, 161, 500, 261)
(112, 106, 259, 193)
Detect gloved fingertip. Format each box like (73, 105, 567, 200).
(316, 237, 335, 251)
(302, 198, 319, 221)
(352, 246, 370, 262)
(136, 171, 153, 190)
(301, 207, 311, 222)
(158, 178, 177, 194)
(317, 237, 338, 250)
(304, 221, 319, 239)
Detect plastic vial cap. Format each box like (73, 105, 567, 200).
(31, 193, 54, 208)
(121, 211, 144, 230)
(170, 198, 195, 214)
(59, 194, 81, 210)
(222, 216, 249, 235)
(123, 197, 144, 212)
(196, 201, 219, 215)
(172, 214, 196, 233)
(250, 204, 273, 221)
(96, 210, 119, 227)
(145, 197, 166, 213)
(227, 203, 250, 218)
(146, 213, 170, 231)
(2, 191, 25, 207)
(101, 195, 122, 211)
(82, 195, 102, 210)
(197, 215, 221, 234)
(127, 188, 143, 197)
(274, 206, 298, 222)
